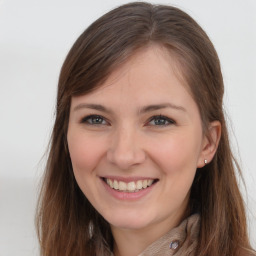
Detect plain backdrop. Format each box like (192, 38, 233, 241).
(0, 0, 255, 255)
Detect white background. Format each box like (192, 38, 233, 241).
(0, 0, 255, 255)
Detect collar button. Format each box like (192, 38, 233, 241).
(169, 240, 179, 250)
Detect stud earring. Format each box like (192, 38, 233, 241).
(204, 159, 208, 165)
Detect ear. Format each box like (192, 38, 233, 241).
(197, 121, 221, 168)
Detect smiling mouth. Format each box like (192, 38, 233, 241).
(102, 178, 159, 193)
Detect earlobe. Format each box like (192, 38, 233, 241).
(197, 121, 221, 168)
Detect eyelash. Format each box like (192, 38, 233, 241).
(81, 115, 108, 126)
(148, 115, 176, 126)
(80, 114, 176, 127)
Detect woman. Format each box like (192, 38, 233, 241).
(36, 2, 255, 255)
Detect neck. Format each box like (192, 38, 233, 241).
(111, 212, 185, 256)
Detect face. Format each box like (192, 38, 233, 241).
(67, 46, 207, 233)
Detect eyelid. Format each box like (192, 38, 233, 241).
(80, 114, 109, 125)
(79, 114, 175, 127)
(147, 115, 176, 126)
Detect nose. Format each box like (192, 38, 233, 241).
(107, 125, 146, 170)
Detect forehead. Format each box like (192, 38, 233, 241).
(70, 45, 198, 115)
(101, 45, 187, 91)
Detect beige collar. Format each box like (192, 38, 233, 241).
(110, 214, 200, 256)
(138, 213, 200, 256)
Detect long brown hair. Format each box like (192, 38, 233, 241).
(36, 2, 255, 255)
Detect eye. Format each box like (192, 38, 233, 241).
(147, 115, 175, 126)
(80, 115, 108, 125)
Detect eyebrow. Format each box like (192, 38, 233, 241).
(73, 103, 113, 113)
(73, 103, 186, 114)
(139, 103, 186, 113)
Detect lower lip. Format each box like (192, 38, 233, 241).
(101, 179, 157, 201)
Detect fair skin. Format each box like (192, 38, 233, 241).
(67, 46, 221, 256)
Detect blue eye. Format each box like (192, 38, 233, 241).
(148, 115, 175, 126)
(81, 115, 107, 125)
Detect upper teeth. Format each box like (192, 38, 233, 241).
(106, 179, 154, 192)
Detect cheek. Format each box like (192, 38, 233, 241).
(67, 130, 106, 175)
(149, 133, 201, 210)
(148, 130, 202, 174)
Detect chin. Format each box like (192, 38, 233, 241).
(110, 219, 150, 230)
(104, 210, 154, 230)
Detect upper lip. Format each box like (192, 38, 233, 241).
(101, 176, 158, 183)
